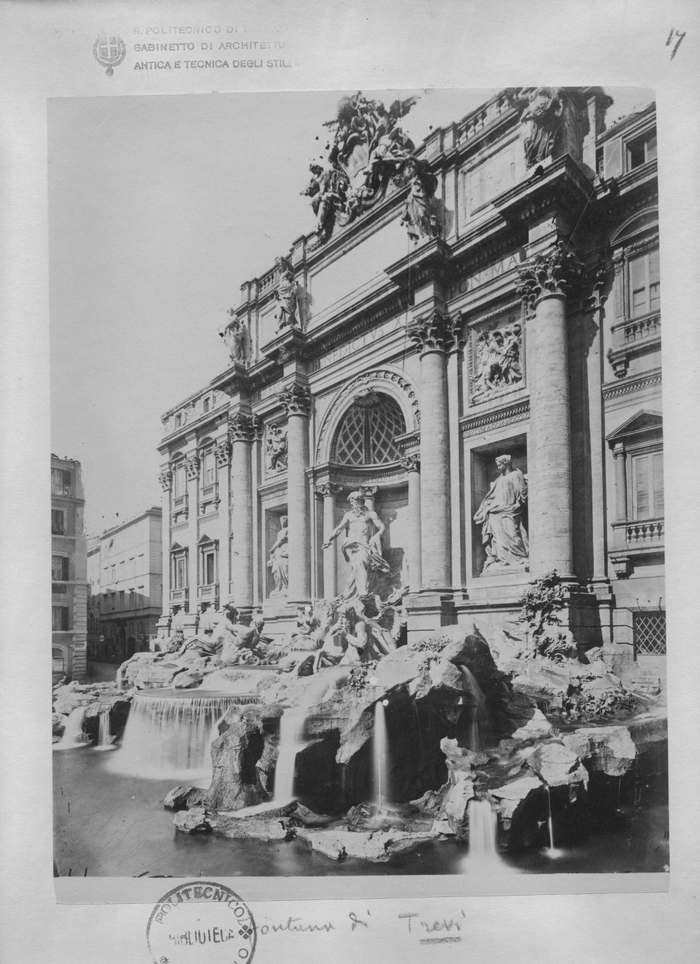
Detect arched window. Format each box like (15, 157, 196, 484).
(332, 393, 406, 466)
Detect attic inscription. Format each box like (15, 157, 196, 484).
(446, 251, 525, 301)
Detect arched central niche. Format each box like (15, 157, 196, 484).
(315, 367, 420, 465)
(332, 392, 406, 466)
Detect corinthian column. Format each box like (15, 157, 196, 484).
(408, 310, 455, 589)
(400, 455, 422, 590)
(228, 413, 257, 611)
(316, 482, 341, 598)
(517, 241, 582, 579)
(279, 383, 311, 603)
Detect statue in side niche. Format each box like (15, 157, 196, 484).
(323, 490, 391, 600)
(520, 87, 567, 168)
(265, 422, 288, 473)
(474, 455, 529, 572)
(274, 256, 299, 332)
(266, 515, 289, 596)
(219, 311, 246, 363)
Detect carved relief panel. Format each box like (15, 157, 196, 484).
(468, 309, 525, 406)
(264, 420, 288, 477)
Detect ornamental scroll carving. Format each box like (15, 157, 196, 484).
(227, 413, 259, 443)
(158, 468, 173, 491)
(215, 440, 232, 466)
(279, 383, 311, 418)
(185, 455, 200, 480)
(516, 241, 584, 309)
(400, 454, 420, 472)
(408, 310, 463, 354)
(302, 92, 440, 247)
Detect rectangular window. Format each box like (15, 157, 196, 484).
(51, 509, 65, 535)
(628, 248, 660, 317)
(175, 413, 182, 429)
(631, 451, 664, 519)
(634, 611, 666, 656)
(51, 468, 71, 495)
(119, 560, 125, 581)
(173, 464, 187, 497)
(52, 606, 69, 631)
(203, 396, 211, 414)
(626, 130, 657, 172)
(173, 555, 188, 589)
(52, 555, 69, 581)
(52, 650, 65, 675)
(203, 549, 216, 585)
(110, 593, 116, 611)
(202, 450, 216, 487)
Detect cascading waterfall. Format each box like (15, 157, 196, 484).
(272, 707, 307, 804)
(544, 785, 563, 858)
(94, 708, 114, 750)
(54, 706, 90, 749)
(374, 699, 389, 809)
(458, 665, 487, 752)
(106, 691, 238, 782)
(463, 799, 500, 868)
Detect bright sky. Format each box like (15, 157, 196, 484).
(49, 87, 653, 535)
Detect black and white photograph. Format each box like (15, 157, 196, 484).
(2, 2, 699, 963)
(50, 84, 669, 879)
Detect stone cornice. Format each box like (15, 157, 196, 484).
(602, 369, 662, 401)
(492, 153, 595, 227)
(460, 399, 530, 437)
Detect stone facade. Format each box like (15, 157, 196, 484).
(158, 88, 664, 680)
(87, 508, 163, 664)
(51, 455, 88, 682)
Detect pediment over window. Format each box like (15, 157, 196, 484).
(197, 533, 218, 546)
(610, 207, 658, 246)
(170, 542, 185, 552)
(606, 410, 662, 446)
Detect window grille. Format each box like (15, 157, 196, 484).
(634, 611, 666, 656)
(332, 395, 406, 466)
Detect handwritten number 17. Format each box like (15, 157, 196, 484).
(667, 29, 685, 60)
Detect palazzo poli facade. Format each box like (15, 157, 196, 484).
(157, 88, 664, 680)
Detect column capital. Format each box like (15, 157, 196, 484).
(185, 454, 200, 479)
(400, 454, 420, 472)
(228, 412, 259, 443)
(612, 441, 626, 458)
(408, 309, 461, 355)
(279, 382, 311, 417)
(315, 482, 342, 498)
(516, 240, 584, 309)
(158, 467, 172, 490)
(215, 439, 232, 466)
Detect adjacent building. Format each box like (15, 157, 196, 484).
(51, 455, 88, 682)
(87, 508, 163, 664)
(157, 87, 664, 681)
